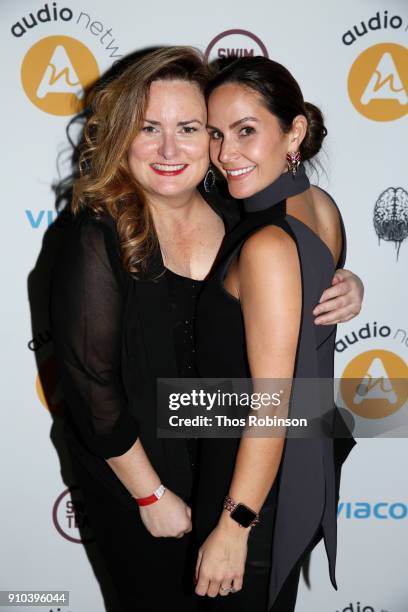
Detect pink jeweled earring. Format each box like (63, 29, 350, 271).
(286, 151, 301, 176)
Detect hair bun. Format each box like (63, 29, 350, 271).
(301, 102, 327, 161)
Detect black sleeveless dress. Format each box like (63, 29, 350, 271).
(194, 167, 356, 611)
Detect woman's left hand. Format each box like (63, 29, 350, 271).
(313, 268, 364, 325)
(195, 520, 249, 598)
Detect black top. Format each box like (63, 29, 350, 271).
(167, 268, 204, 378)
(166, 267, 205, 470)
(50, 184, 238, 506)
(195, 166, 314, 380)
(51, 213, 140, 458)
(194, 168, 355, 608)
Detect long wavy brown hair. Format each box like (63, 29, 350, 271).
(72, 46, 210, 276)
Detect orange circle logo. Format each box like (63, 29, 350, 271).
(341, 349, 408, 419)
(21, 35, 99, 116)
(348, 42, 408, 121)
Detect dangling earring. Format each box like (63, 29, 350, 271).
(204, 166, 216, 192)
(286, 151, 301, 176)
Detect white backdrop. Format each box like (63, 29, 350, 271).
(1, 0, 407, 611)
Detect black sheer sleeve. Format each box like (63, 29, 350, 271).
(51, 213, 139, 458)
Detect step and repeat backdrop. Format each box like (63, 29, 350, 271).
(1, 0, 407, 610)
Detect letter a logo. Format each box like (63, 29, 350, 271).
(348, 43, 408, 121)
(361, 52, 407, 106)
(36, 45, 84, 100)
(340, 349, 408, 418)
(21, 36, 99, 116)
(353, 356, 397, 405)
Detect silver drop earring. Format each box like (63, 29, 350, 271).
(204, 166, 216, 192)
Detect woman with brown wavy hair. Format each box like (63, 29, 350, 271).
(51, 46, 362, 612)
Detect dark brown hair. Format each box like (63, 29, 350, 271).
(206, 56, 327, 161)
(73, 46, 210, 275)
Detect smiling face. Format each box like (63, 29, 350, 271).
(207, 82, 295, 199)
(128, 79, 209, 203)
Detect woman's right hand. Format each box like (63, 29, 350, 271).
(138, 488, 192, 538)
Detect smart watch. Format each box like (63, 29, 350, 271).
(223, 495, 260, 528)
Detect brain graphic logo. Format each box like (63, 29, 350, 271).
(373, 187, 408, 258)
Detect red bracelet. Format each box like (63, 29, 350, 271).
(134, 484, 166, 506)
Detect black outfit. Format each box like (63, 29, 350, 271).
(194, 167, 356, 611)
(50, 203, 223, 611)
(167, 268, 204, 473)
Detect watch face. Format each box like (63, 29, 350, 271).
(231, 503, 256, 528)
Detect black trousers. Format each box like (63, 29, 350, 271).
(70, 451, 199, 612)
(71, 452, 300, 612)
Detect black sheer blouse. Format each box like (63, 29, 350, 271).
(51, 213, 139, 458)
(51, 187, 239, 498)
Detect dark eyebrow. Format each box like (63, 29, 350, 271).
(229, 116, 259, 129)
(206, 116, 259, 132)
(144, 119, 204, 126)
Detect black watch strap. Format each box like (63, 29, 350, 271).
(224, 495, 260, 528)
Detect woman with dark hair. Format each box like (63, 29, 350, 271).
(193, 56, 356, 611)
(51, 47, 360, 612)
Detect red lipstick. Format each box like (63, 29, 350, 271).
(150, 164, 188, 176)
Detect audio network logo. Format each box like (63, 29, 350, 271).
(348, 43, 407, 121)
(341, 349, 408, 419)
(11, 3, 123, 115)
(374, 187, 408, 259)
(341, 10, 408, 122)
(21, 35, 99, 115)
